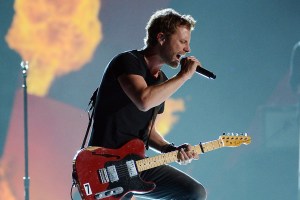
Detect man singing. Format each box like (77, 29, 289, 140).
(89, 8, 207, 200)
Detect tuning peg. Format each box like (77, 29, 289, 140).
(244, 133, 248, 136)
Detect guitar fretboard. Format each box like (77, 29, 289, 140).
(136, 139, 224, 172)
(201, 139, 224, 153)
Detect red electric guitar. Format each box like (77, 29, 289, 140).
(72, 133, 251, 200)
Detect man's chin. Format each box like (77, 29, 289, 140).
(168, 60, 180, 68)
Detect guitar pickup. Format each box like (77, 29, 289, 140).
(126, 160, 138, 177)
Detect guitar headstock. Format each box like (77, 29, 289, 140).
(219, 133, 251, 147)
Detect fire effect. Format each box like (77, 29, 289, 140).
(157, 98, 185, 135)
(0, 162, 16, 200)
(6, 0, 102, 96)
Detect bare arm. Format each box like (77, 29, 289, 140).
(118, 73, 185, 111)
(118, 56, 200, 111)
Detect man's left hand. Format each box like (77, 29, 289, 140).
(177, 144, 199, 165)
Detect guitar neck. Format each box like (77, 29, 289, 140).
(136, 139, 223, 172)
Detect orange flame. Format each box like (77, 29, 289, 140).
(0, 162, 16, 200)
(6, 0, 102, 96)
(157, 98, 185, 135)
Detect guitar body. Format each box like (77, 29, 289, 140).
(72, 134, 251, 199)
(73, 139, 155, 200)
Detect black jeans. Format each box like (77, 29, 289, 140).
(122, 164, 207, 200)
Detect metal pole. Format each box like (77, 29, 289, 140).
(21, 61, 30, 200)
(297, 99, 300, 200)
(297, 101, 300, 200)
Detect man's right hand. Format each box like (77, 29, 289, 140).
(179, 56, 201, 80)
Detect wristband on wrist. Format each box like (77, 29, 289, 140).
(160, 143, 177, 153)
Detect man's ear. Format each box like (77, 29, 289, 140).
(157, 32, 165, 45)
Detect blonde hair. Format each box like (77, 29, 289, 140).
(144, 8, 196, 47)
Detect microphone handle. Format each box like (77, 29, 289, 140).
(196, 66, 216, 79)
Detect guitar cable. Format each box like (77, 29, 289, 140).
(70, 181, 75, 200)
(70, 169, 79, 200)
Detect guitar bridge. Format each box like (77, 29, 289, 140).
(95, 187, 124, 199)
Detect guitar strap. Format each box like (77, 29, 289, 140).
(80, 88, 98, 149)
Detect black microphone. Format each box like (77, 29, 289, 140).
(196, 65, 216, 79)
(180, 57, 216, 79)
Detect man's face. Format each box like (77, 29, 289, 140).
(160, 25, 191, 68)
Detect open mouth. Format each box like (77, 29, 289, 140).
(176, 54, 183, 61)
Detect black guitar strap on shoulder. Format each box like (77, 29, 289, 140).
(80, 87, 98, 149)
